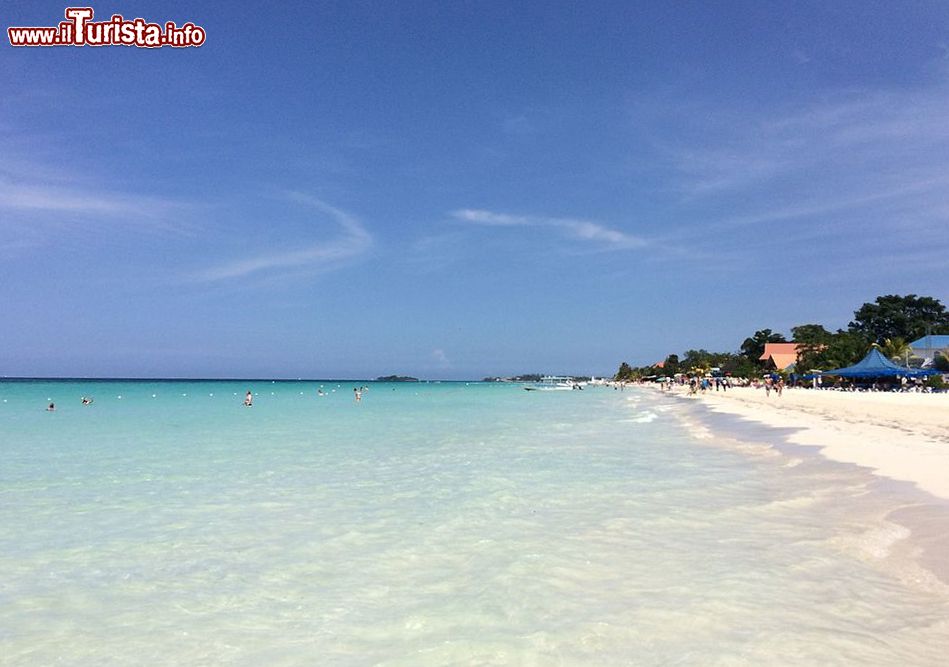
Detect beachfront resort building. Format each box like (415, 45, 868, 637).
(909, 335, 949, 366)
(759, 343, 801, 371)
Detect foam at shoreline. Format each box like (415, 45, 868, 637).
(657, 384, 949, 588)
(668, 385, 949, 499)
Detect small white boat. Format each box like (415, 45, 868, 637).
(524, 376, 585, 391)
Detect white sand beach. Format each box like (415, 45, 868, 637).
(675, 386, 949, 501)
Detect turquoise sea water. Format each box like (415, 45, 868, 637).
(2, 380, 948, 665)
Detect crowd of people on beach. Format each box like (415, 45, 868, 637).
(632, 372, 941, 396)
(643, 375, 745, 396)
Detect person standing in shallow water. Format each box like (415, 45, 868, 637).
(354, 387, 362, 402)
(244, 391, 253, 407)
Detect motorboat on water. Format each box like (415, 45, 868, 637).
(523, 376, 586, 391)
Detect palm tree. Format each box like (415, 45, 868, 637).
(881, 337, 913, 366)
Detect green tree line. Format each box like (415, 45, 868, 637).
(614, 294, 949, 381)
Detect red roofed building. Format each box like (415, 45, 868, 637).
(759, 343, 801, 370)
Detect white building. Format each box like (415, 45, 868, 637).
(909, 335, 949, 365)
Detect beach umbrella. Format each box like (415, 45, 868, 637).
(822, 347, 938, 378)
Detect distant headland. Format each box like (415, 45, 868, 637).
(375, 375, 420, 382)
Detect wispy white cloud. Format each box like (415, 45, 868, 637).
(0, 143, 194, 240)
(696, 175, 949, 234)
(452, 209, 531, 226)
(432, 348, 451, 369)
(791, 50, 812, 65)
(452, 208, 646, 250)
(634, 81, 949, 205)
(637, 79, 949, 257)
(194, 194, 372, 282)
(0, 179, 187, 225)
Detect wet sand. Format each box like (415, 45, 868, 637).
(663, 384, 949, 585)
(673, 385, 949, 499)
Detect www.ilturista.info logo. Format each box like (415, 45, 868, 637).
(8, 7, 205, 48)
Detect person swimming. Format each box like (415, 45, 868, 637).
(47, 402, 55, 411)
(244, 391, 253, 407)
(81, 397, 93, 405)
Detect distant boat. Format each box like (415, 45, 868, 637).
(523, 376, 585, 391)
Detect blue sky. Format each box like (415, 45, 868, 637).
(2, 1, 948, 379)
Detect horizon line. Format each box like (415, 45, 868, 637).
(0, 374, 604, 383)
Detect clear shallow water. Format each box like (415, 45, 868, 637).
(1, 381, 948, 665)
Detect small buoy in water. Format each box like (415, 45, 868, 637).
(117, 395, 123, 399)
(209, 393, 214, 397)
(152, 394, 156, 398)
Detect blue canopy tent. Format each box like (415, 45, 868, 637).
(822, 347, 938, 378)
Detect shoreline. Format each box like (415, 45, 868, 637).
(662, 385, 949, 502)
(651, 384, 949, 588)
